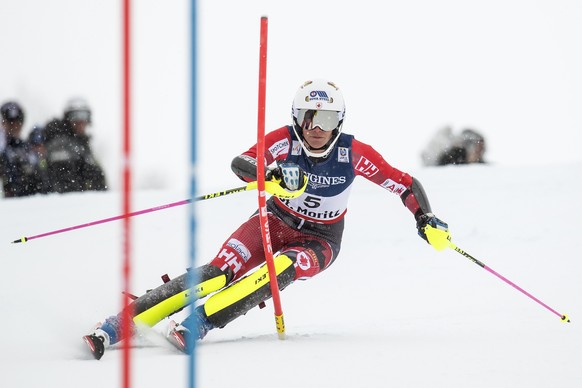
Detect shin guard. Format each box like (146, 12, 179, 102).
(202, 255, 295, 329)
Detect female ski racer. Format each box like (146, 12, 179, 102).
(83, 79, 449, 359)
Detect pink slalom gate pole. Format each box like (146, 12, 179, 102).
(449, 242, 570, 323)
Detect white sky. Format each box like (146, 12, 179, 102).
(1, 0, 581, 192)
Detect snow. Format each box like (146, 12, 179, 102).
(1, 162, 581, 387)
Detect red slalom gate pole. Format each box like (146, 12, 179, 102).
(121, 0, 133, 386)
(256, 16, 286, 339)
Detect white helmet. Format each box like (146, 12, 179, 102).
(64, 97, 92, 123)
(291, 79, 345, 158)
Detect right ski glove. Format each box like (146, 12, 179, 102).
(416, 213, 451, 251)
(267, 162, 307, 192)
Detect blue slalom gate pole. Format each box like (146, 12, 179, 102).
(188, 0, 198, 387)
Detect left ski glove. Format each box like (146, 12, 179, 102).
(416, 213, 451, 251)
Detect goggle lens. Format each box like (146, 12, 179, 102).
(296, 109, 340, 132)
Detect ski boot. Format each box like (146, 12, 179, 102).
(82, 316, 129, 360)
(82, 328, 110, 360)
(166, 306, 214, 354)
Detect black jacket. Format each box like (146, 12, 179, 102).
(0, 136, 46, 197)
(44, 119, 107, 193)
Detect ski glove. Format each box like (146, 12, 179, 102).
(267, 162, 306, 192)
(416, 213, 451, 251)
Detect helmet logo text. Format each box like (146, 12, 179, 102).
(306, 90, 334, 104)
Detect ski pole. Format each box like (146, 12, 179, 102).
(424, 225, 570, 322)
(11, 182, 257, 244)
(449, 242, 570, 322)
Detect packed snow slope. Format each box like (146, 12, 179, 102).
(1, 162, 581, 388)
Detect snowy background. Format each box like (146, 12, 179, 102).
(1, 0, 582, 387)
(1, 0, 582, 191)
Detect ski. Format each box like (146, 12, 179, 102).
(83, 334, 106, 360)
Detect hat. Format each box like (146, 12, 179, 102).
(460, 129, 485, 146)
(1, 101, 25, 122)
(64, 97, 91, 123)
(28, 125, 45, 145)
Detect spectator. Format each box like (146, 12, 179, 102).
(0, 101, 46, 197)
(27, 125, 50, 193)
(458, 129, 486, 164)
(421, 126, 487, 166)
(44, 98, 107, 193)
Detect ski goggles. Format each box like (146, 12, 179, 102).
(67, 110, 91, 123)
(295, 109, 342, 132)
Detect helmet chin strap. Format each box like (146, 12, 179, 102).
(305, 142, 327, 152)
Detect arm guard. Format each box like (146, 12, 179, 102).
(400, 177, 432, 221)
(231, 155, 258, 182)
